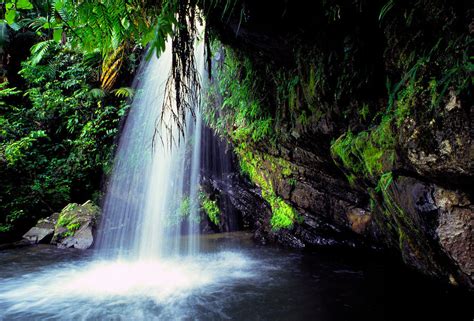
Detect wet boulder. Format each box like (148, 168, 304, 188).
(57, 221, 95, 250)
(52, 201, 100, 250)
(22, 213, 59, 244)
(23, 227, 54, 244)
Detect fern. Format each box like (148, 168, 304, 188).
(29, 40, 55, 65)
(88, 88, 106, 99)
(113, 87, 134, 98)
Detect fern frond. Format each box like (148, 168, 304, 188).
(29, 40, 55, 65)
(113, 87, 134, 98)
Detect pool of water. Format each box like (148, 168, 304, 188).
(0, 233, 472, 321)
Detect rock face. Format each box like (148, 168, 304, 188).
(22, 201, 100, 250)
(435, 189, 474, 285)
(205, 115, 473, 289)
(200, 0, 473, 289)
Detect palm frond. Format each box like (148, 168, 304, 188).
(100, 44, 125, 91)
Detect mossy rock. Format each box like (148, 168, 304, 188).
(52, 200, 100, 248)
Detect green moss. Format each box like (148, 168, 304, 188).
(56, 204, 81, 237)
(269, 196, 300, 230)
(288, 178, 297, 187)
(346, 173, 357, 187)
(375, 172, 393, 193)
(236, 145, 300, 230)
(331, 112, 396, 185)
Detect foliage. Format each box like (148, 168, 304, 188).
(199, 192, 220, 225)
(3, 0, 203, 140)
(0, 43, 128, 232)
(2, 0, 34, 30)
(179, 196, 191, 217)
(3, 0, 160, 56)
(203, 45, 274, 144)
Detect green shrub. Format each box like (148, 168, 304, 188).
(199, 192, 220, 225)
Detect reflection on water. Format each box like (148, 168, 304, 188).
(0, 233, 472, 321)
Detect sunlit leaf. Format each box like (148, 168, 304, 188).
(53, 28, 63, 42)
(5, 9, 16, 25)
(16, 0, 34, 10)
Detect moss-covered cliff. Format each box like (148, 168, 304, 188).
(200, 0, 473, 288)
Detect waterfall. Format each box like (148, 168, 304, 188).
(95, 40, 205, 259)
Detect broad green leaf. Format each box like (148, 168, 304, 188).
(16, 0, 33, 10)
(53, 28, 62, 42)
(5, 9, 16, 25)
(54, 0, 64, 11)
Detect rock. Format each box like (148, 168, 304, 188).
(58, 221, 94, 250)
(347, 208, 371, 234)
(37, 212, 59, 227)
(434, 188, 474, 287)
(402, 91, 473, 184)
(22, 213, 58, 244)
(18, 201, 99, 250)
(23, 226, 54, 244)
(53, 200, 100, 250)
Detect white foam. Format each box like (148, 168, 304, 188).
(0, 251, 255, 316)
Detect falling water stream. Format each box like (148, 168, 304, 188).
(0, 36, 472, 321)
(95, 38, 203, 259)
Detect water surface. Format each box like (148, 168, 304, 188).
(0, 233, 472, 321)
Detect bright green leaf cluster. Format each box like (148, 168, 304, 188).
(199, 192, 220, 226)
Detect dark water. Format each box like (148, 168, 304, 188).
(0, 233, 472, 321)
